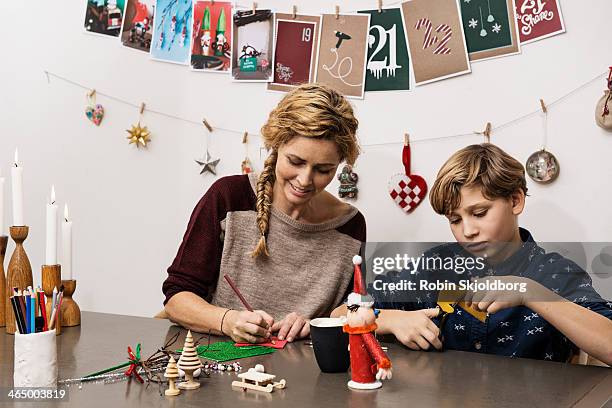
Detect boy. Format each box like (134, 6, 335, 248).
(348, 144, 612, 364)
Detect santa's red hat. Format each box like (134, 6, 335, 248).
(347, 255, 374, 307)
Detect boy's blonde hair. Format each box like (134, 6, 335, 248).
(252, 83, 360, 258)
(429, 143, 528, 215)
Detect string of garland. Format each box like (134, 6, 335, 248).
(44, 69, 607, 147)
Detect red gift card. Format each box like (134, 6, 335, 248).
(516, 0, 565, 44)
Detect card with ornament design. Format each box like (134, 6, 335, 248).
(268, 14, 322, 92)
(515, 0, 565, 44)
(460, 0, 521, 61)
(401, 0, 471, 86)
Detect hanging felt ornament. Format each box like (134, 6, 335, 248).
(85, 89, 104, 126)
(337, 164, 358, 199)
(195, 119, 220, 175)
(126, 103, 151, 148)
(241, 132, 253, 174)
(388, 134, 428, 213)
(595, 67, 612, 131)
(526, 100, 560, 184)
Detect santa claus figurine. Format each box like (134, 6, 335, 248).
(343, 255, 392, 390)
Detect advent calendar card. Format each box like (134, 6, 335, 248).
(401, 0, 471, 86)
(191, 1, 232, 72)
(121, 0, 155, 53)
(315, 14, 370, 99)
(230, 9, 275, 82)
(268, 14, 321, 92)
(460, 0, 521, 61)
(84, 0, 126, 38)
(150, 0, 193, 65)
(358, 8, 411, 92)
(515, 0, 565, 44)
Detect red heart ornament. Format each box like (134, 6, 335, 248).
(388, 173, 428, 213)
(388, 139, 428, 213)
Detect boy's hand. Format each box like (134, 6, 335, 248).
(464, 276, 541, 314)
(388, 309, 443, 351)
(271, 312, 310, 342)
(226, 309, 274, 343)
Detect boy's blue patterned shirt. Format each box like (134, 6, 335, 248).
(370, 228, 612, 362)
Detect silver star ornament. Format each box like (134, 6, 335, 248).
(195, 150, 220, 175)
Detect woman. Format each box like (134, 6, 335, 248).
(163, 84, 365, 344)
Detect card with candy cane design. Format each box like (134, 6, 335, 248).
(401, 0, 471, 86)
(515, 0, 565, 44)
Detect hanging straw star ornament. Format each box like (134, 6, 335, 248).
(126, 122, 151, 148)
(195, 151, 220, 175)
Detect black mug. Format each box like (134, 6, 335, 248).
(310, 317, 350, 373)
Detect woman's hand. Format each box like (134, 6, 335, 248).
(271, 312, 310, 342)
(385, 308, 442, 351)
(464, 276, 542, 314)
(225, 309, 274, 343)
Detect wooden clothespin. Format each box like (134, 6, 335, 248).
(139, 102, 146, 115)
(539, 98, 548, 114)
(482, 122, 492, 143)
(202, 118, 213, 132)
(88, 89, 96, 98)
(252, 2, 257, 14)
(378, 0, 383, 13)
(404, 133, 410, 146)
(292, 5, 297, 19)
(335, 5, 340, 19)
(242, 131, 248, 144)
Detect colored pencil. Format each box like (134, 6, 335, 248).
(223, 274, 254, 311)
(39, 291, 48, 331)
(10, 296, 26, 334)
(24, 290, 31, 334)
(30, 296, 35, 335)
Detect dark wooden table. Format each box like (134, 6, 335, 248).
(1, 312, 610, 407)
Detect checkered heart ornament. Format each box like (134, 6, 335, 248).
(388, 136, 428, 213)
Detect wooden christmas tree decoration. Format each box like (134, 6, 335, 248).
(164, 356, 181, 396)
(177, 330, 202, 390)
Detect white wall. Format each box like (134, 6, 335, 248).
(1, 1, 611, 317)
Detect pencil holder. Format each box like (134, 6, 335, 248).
(42, 265, 62, 335)
(0, 235, 8, 327)
(60, 279, 80, 327)
(6, 226, 33, 334)
(14, 329, 58, 388)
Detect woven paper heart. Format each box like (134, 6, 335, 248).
(85, 104, 104, 126)
(388, 173, 427, 213)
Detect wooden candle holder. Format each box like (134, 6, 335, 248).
(42, 264, 62, 335)
(0, 236, 7, 327)
(5, 226, 33, 334)
(60, 279, 80, 327)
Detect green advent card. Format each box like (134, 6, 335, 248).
(460, 0, 520, 61)
(358, 8, 410, 91)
